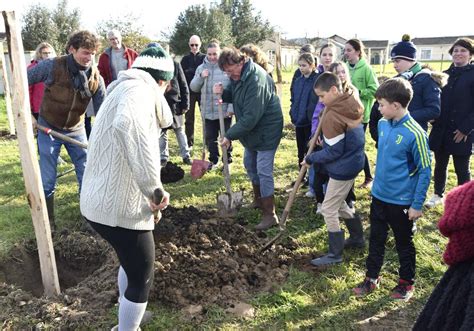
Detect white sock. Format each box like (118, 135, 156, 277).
(118, 296, 147, 331)
(118, 266, 128, 301)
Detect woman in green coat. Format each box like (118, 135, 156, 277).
(345, 39, 379, 188)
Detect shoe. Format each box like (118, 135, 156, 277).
(183, 157, 192, 165)
(391, 279, 414, 301)
(305, 190, 316, 198)
(208, 162, 220, 171)
(316, 203, 323, 215)
(359, 177, 373, 189)
(353, 277, 381, 297)
(424, 194, 444, 208)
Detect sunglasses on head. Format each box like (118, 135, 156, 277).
(190, 44, 199, 47)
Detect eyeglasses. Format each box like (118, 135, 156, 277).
(190, 44, 199, 47)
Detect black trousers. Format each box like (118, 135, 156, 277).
(366, 197, 416, 284)
(87, 220, 155, 303)
(295, 125, 312, 165)
(205, 118, 232, 164)
(185, 93, 200, 147)
(362, 123, 373, 179)
(434, 150, 471, 197)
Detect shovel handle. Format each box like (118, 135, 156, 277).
(37, 124, 88, 149)
(217, 98, 232, 195)
(200, 78, 208, 161)
(152, 188, 165, 221)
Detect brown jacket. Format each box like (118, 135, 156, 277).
(41, 56, 100, 130)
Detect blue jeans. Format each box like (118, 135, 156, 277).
(37, 117, 87, 198)
(243, 148, 277, 198)
(159, 127, 191, 161)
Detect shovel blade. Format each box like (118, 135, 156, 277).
(217, 191, 244, 217)
(191, 159, 211, 179)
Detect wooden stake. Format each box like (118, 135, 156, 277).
(0, 42, 15, 135)
(2, 11, 60, 297)
(274, 32, 283, 99)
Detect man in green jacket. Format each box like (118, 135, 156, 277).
(214, 47, 283, 230)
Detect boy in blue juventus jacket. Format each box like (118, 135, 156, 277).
(354, 78, 431, 301)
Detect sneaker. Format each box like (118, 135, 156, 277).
(183, 157, 192, 165)
(353, 277, 381, 297)
(390, 279, 414, 301)
(208, 162, 220, 171)
(358, 177, 373, 189)
(424, 194, 443, 208)
(316, 203, 323, 215)
(305, 190, 316, 198)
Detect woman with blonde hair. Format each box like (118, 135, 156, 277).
(28, 42, 56, 119)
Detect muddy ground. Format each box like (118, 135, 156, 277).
(0, 206, 302, 329)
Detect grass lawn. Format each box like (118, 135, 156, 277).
(0, 68, 461, 329)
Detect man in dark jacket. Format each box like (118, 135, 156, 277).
(161, 60, 192, 165)
(214, 47, 283, 231)
(27, 30, 106, 229)
(181, 35, 205, 148)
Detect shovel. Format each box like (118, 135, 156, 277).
(216, 98, 243, 217)
(190, 77, 211, 179)
(260, 109, 326, 252)
(37, 124, 88, 149)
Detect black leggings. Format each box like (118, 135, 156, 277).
(87, 220, 155, 303)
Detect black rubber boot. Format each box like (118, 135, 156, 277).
(311, 230, 345, 266)
(45, 195, 56, 231)
(344, 214, 365, 248)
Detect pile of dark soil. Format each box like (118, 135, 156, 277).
(161, 161, 185, 183)
(0, 206, 300, 328)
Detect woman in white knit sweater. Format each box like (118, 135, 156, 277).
(80, 45, 174, 330)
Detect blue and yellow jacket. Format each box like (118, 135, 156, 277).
(372, 113, 431, 210)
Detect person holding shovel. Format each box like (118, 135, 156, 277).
(80, 45, 173, 329)
(214, 47, 283, 231)
(27, 30, 106, 230)
(190, 39, 233, 170)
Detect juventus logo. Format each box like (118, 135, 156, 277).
(396, 134, 403, 144)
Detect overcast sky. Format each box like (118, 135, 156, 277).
(3, 0, 474, 42)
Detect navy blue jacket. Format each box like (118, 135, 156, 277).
(290, 71, 319, 127)
(429, 64, 474, 155)
(407, 69, 442, 131)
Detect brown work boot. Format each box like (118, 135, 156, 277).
(255, 195, 279, 231)
(250, 184, 262, 209)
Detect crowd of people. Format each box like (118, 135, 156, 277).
(25, 30, 473, 329)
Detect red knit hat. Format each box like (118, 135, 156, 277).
(438, 181, 474, 266)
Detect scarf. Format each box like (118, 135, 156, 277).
(399, 62, 423, 81)
(66, 54, 93, 98)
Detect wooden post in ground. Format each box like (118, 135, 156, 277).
(0, 42, 16, 135)
(2, 10, 60, 297)
(274, 32, 283, 99)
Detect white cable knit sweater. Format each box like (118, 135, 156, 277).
(80, 69, 173, 230)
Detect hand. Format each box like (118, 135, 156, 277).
(453, 129, 468, 143)
(149, 189, 170, 222)
(316, 136, 323, 146)
(226, 111, 234, 118)
(219, 136, 231, 149)
(407, 207, 422, 221)
(31, 115, 38, 135)
(213, 83, 223, 95)
(300, 160, 310, 168)
(201, 69, 209, 78)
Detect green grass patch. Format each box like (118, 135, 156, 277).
(0, 67, 461, 328)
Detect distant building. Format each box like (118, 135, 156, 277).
(260, 38, 300, 68)
(363, 40, 390, 65)
(407, 35, 474, 61)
